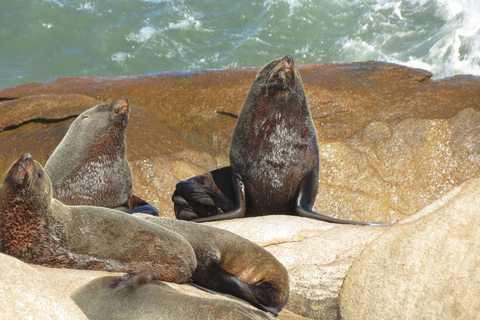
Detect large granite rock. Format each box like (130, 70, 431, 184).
(0, 253, 88, 320)
(21, 256, 308, 320)
(339, 178, 480, 319)
(1, 62, 480, 222)
(207, 216, 390, 319)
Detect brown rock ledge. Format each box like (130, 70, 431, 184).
(1, 61, 480, 221)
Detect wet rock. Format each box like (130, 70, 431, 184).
(339, 178, 480, 319)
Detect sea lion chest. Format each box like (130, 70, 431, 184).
(231, 101, 319, 216)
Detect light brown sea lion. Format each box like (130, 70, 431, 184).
(134, 213, 289, 315)
(0, 154, 195, 283)
(44, 98, 157, 215)
(173, 55, 393, 226)
(72, 270, 275, 320)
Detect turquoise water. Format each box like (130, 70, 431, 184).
(1, 0, 479, 90)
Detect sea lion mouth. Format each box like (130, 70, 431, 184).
(266, 55, 297, 96)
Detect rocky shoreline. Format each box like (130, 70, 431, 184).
(1, 61, 480, 319)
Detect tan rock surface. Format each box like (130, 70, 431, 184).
(339, 178, 480, 319)
(1, 62, 480, 221)
(0, 253, 88, 320)
(207, 215, 390, 319)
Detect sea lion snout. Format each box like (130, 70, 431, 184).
(113, 98, 130, 116)
(10, 153, 34, 183)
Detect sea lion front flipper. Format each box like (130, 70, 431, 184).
(192, 177, 246, 222)
(123, 195, 159, 216)
(295, 169, 395, 226)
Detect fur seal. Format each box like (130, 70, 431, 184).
(173, 55, 393, 226)
(0, 154, 195, 283)
(134, 213, 289, 315)
(72, 270, 275, 320)
(44, 98, 157, 215)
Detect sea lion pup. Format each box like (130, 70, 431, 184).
(44, 98, 158, 215)
(0, 154, 196, 283)
(72, 270, 275, 320)
(134, 213, 289, 315)
(173, 55, 393, 226)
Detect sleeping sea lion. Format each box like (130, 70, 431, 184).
(44, 98, 157, 215)
(134, 213, 289, 315)
(172, 55, 393, 226)
(72, 270, 275, 320)
(0, 154, 195, 283)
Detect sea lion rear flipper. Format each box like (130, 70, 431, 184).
(192, 176, 246, 222)
(173, 167, 246, 222)
(295, 169, 395, 226)
(123, 195, 159, 216)
(192, 262, 279, 316)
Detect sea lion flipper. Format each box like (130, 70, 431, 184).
(122, 195, 159, 216)
(296, 169, 395, 226)
(192, 262, 279, 316)
(173, 180, 235, 221)
(191, 177, 246, 222)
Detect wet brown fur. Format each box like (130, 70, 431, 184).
(230, 56, 319, 216)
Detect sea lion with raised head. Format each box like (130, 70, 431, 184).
(134, 213, 289, 315)
(72, 270, 275, 320)
(44, 98, 157, 215)
(0, 154, 195, 283)
(172, 55, 393, 226)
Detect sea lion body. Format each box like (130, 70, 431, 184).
(45, 99, 134, 209)
(230, 55, 319, 216)
(173, 56, 392, 226)
(0, 154, 195, 283)
(135, 214, 289, 315)
(72, 270, 275, 320)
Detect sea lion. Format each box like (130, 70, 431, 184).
(173, 55, 393, 226)
(0, 154, 195, 283)
(134, 213, 289, 315)
(72, 270, 275, 320)
(44, 98, 157, 215)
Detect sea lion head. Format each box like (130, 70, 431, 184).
(2, 153, 52, 210)
(45, 98, 133, 207)
(249, 55, 305, 101)
(73, 98, 130, 143)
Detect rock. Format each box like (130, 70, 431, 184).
(206, 215, 390, 319)
(34, 260, 308, 320)
(0, 253, 88, 320)
(338, 178, 480, 319)
(1, 62, 480, 221)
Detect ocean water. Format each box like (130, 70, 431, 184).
(1, 0, 479, 90)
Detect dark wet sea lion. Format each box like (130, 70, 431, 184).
(134, 213, 289, 315)
(44, 98, 157, 215)
(0, 154, 195, 283)
(173, 55, 393, 226)
(72, 270, 275, 320)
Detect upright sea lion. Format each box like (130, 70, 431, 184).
(173, 55, 393, 226)
(0, 154, 195, 283)
(72, 270, 275, 320)
(134, 213, 289, 315)
(44, 98, 157, 215)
